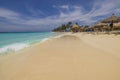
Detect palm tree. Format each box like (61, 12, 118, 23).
(66, 22, 72, 28)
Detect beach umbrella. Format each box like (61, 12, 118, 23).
(113, 23, 120, 28)
(71, 23, 79, 32)
(101, 14, 120, 23)
(95, 22, 108, 27)
(72, 24, 79, 28)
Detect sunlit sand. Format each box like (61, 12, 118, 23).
(0, 33, 120, 80)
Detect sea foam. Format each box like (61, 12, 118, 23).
(0, 32, 61, 54)
(0, 43, 29, 54)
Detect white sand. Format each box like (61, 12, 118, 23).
(0, 33, 120, 80)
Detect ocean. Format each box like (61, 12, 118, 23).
(0, 32, 59, 54)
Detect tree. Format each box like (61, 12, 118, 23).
(66, 22, 72, 28)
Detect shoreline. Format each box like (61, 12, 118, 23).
(1, 31, 120, 55)
(0, 32, 120, 59)
(0, 32, 65, 55)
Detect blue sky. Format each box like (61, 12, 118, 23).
(0, 0, 120, 32)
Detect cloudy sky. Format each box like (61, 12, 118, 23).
(0, 0, 120, 32)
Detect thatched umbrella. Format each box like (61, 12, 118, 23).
(95, 22, 108, 27)
(72, 24, 79, 28)
(71, 23, 79, 32)
(93, 22, 109, 32)
(101, 14, 120, 23)
(113, 22, 120, 29)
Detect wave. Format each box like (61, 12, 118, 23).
(0, 37, 53, 54)
(0, 32, 63, 54)
(40, 38, 51, 43)
(0, 43, 29, 54)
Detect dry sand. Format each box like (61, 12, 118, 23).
(0, 33, 120, 80)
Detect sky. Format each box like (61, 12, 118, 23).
(0, 0, 120, 32)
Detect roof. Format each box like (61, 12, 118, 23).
(95, 22, 108, 26)
(101, 14, 120, 23)
(72, 24, 79, 28)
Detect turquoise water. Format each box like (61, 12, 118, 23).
(0, 32, 57, 54)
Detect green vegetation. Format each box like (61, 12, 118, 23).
(52, 22, 72, 32)
(52, 14, 120, 32)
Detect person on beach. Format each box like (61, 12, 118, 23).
(109, 21, 113, 31)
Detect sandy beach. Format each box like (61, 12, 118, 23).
(0, 32, 120, 80)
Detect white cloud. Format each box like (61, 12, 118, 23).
(53, 5, 69, 10)
(0, 0, 120, 31)
(26, 5, 45, 17)
(59, 5, 69, 10)
(0, 8, 20, 20)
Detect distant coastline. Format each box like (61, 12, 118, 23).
(52, 14, 120, 33)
